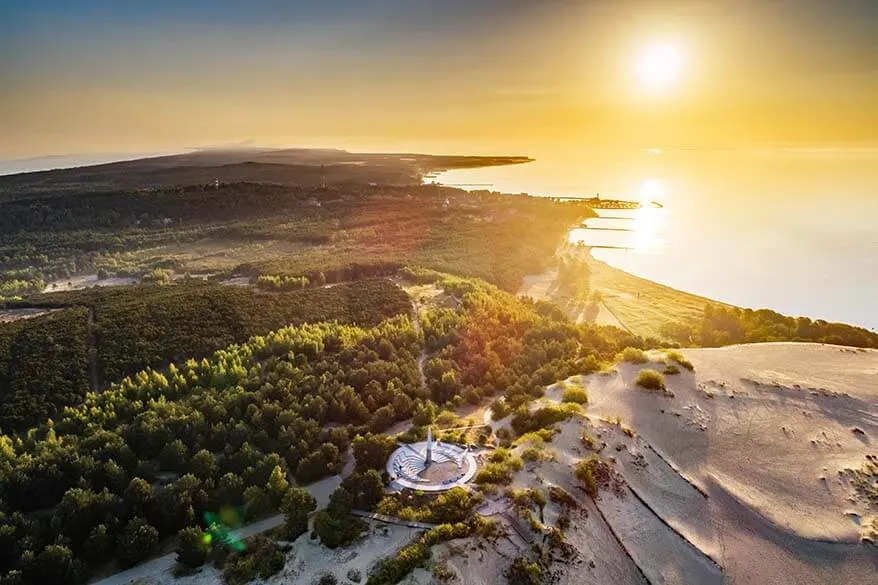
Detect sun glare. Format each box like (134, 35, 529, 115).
(639, 178, 665, 205)
(635, 41, 685, 94)
(630, 179, 666, 252)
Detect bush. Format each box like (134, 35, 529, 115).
(560, 385, 588, 404)
(634, 369, 666, 392)
(618, 347, 648, 364)
(281, 487, 317, 540)
(580, 432, 596, 450)
(505, 556, 543, 585)
(511, 404, 578, 436)
(116, 517, 159, 568)
(663, 364, 680, 375)
(222, 537, 285, 585)
(474, 454, 523, 485)
(665, 350, 694, 371)
(367, 521, 476, 585)
(574, 456, 612, 498)
(176, 526, 211, 568)
(314, 507, 366, 548)
(141, 268, 173, 284)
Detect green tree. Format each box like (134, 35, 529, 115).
(352, 433, 396, 471)
(243, 486, 271, 520)
(22, 545, 83, 585)
(116, 517, 159, 568)
(217, 473, 244, 505)
(341, 470, 385, 511)
(280, 487, 317, 540)
(411, 401, 437, 427)
(313, 508, 366, 549)
(83, 524, 111, 567)
(266, 465, 289, 507)
(159, 439, 188, 472)
(176, 526, 211, 568)
(124, 477, 156, 519)
(188, 449, 218, 483)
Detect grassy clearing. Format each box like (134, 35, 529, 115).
(585, 255, 720, 341)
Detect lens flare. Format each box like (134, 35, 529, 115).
(635, 41, 685, 94)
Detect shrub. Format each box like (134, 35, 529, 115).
(574, 456, 612, 498)
(141, 268, 173, 284)
(561, 385, 588, 404)
(176, 526, 211, 568)
(665, 350, 694, 371)
(618, 347, 648, 364)
(367, 521, 476, 585)
(505, 556, 543, 585)
(222, 537, 286, 585)
(474, 454, 523, 485)
(580, 433, 596, 450)
(511, 404, 578, 436)
(548, 486, 577, 508)
(635, 369, 666, 392)
(506, 488, 546, 513)
(116, 517, 159, 568)
(663, 364, 680, 375)
(313, 509, 366, 548)
(281, 487, 317, 540)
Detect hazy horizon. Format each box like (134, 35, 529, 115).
(2, 1, 877, 160)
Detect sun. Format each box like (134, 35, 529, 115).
(635, 41, 685, 94)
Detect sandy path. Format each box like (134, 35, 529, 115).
(89, 516, 285, 585)
(0, 308, 60, 323)
(44, 274, 138, 293)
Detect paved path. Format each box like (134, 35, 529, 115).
(90, 462, 352, 585)
(350, 510, 436, 530)
(89, 515, 285, 585)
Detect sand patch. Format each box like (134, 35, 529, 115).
(0, 308, 60, 323)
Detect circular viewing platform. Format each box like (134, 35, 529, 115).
(386, 440, 478, 492)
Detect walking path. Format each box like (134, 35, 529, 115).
(89, 515, 285, 585)
(349, 510, 437, 530)
(91, 460, 352, 585)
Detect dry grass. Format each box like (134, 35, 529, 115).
(585, 255, 731, 341)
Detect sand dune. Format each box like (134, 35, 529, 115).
(570, 342, 878, 584)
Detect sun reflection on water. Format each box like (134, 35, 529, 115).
(630, 179, 666, 251)
(567, 178, 667, 251)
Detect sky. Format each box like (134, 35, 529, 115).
(1, 0, 877, 159)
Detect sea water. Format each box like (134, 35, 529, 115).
(430, 148, 878, 330)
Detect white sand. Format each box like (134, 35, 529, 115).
(44, 273, 138, 292)
(572, 343, 878, 585)
(269, 521, 420, 585)
(0, 308, 59, 323)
